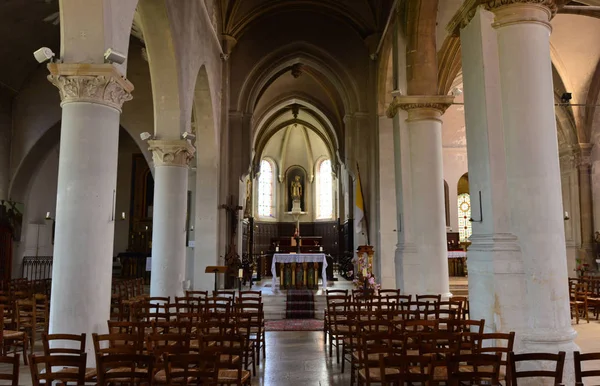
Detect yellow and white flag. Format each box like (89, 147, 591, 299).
(354, 173, 364, 234)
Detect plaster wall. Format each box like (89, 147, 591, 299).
(10, 67, 61, 189)
(442, 148, 469, 233)
(0, 90, 11, 200)
(378, 115, 397, 289)
(14, 143, 59, 278)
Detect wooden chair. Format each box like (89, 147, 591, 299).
(448, 353, 501, 386)
(96, 353, 155, 386)
(163, 352, 220, 385)
(570, 282, 590, 324)
(574, 351, 600, 386)
(0, 305, 29, 365)
(0, 355, 19, 386)
(473, 331, 515, 382)
(508, 351, 565, 386)
(29, 353, 87, 386)
(379, 353, 433, 386)
(42, 333, 97, 381)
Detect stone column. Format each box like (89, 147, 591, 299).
(148, 139, 195, 297)
(577, 144, 595, 266)
(460, 7, 527, 335)
(394, 96, 453, 297)
(491, 0, 578, 360)
(46, 63, 133, 362)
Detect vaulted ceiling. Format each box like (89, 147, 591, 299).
(0, 0, 59, 95)
(219, 0, 394, 41)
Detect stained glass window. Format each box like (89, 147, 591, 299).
(458, 193, 472, 242)
(317, 159, 333, 219)
(258, 159, 274, 217)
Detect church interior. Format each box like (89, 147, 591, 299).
(2, 0, 600, 384)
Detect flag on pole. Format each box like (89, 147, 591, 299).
(354, 172, 364, 234)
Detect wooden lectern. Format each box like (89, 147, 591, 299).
(205, 266, 228, 292)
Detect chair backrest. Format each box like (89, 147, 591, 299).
(29, 353, 87, 386)
(92, 332, 143, 356)
(0, 355, 19, 386)
(574, 351, 600, 385)
(475, 331, 515, 369)
(96, 353, 154, 386)
(508, 351, 565, 385)
(42, 333, 86, 356)
(448, 353, 501, 386)
(163, 352, 219, 385)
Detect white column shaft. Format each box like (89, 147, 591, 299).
(50, 102, 119, 359)
(460, 7, 527, 335)
(408, 117, 450, 296)
(494, 4, 576, 350)
(150, 165, 189, 297)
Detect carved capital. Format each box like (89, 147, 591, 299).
(47, 63, 134, 112)
(488, 0, 556, 29)
(387, 95, 454, 121)
(148, 139, 196, 168)
(446, 0, 556, 35)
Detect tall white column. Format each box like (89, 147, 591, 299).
(395, 96, 453, 296)
(460, 7, 527, 336)
(148, 140, 195, 298)
(492, 0, 578, 364)
(47, 63, 133, 362)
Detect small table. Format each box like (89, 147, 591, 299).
(272, 253, 328, 289)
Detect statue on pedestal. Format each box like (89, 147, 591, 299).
(290, 175, 302, 200)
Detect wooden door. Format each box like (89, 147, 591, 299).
(0, 224, 12, 287)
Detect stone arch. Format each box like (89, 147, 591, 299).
(9, 122, 61, 203)
(191, 64, 220, 291)
(137, 0, 184, 138)
(237, 41, 361, 114)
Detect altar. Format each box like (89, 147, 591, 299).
(272, 253, 328, 290)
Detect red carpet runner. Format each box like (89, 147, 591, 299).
(285, 289, 315, 319)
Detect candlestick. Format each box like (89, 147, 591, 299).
(45, 212, 51, 219)
(238, 268, 244, 278)
(121, 212, 126, 220)
(319, 246, 323, 252)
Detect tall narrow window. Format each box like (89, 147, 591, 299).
(458, 193, 472, 242)
(258, 159, 274, 217)
(317, 159, 333, 219)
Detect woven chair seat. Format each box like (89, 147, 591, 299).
(218, 369, 251, 383)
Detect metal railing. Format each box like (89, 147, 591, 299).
(21, 256, 53, 280)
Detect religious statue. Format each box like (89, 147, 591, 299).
(290, 175, 302, 199)
(243, 178, 252, 218)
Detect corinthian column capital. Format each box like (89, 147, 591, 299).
(488, 0, 557, 28)
(148, 139, 196, 168)
(387, 95, 454, 121)
(47, 63, 134, 112)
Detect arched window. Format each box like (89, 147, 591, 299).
(258, 159, 275, 217)
(457, 193, 472, 242)
(457, 173, 471, 242)
(316, 159, 333, 219)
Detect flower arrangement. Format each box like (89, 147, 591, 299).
(352, 249, 381, 294)
(575, 257, 590, 277)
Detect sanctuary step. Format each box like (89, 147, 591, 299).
(285, 289, 316, 319)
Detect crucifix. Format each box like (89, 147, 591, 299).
(220, 195, 243, 288)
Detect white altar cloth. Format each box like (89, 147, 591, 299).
(448, 251, 467, 259)
(272, 253, 328, 289)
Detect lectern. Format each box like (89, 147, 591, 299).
(205, 266, 228, 292)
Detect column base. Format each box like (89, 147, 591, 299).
(394, 242, 420, 294)
(520, 329, 579, 385)
(468, 233, 526, 333)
